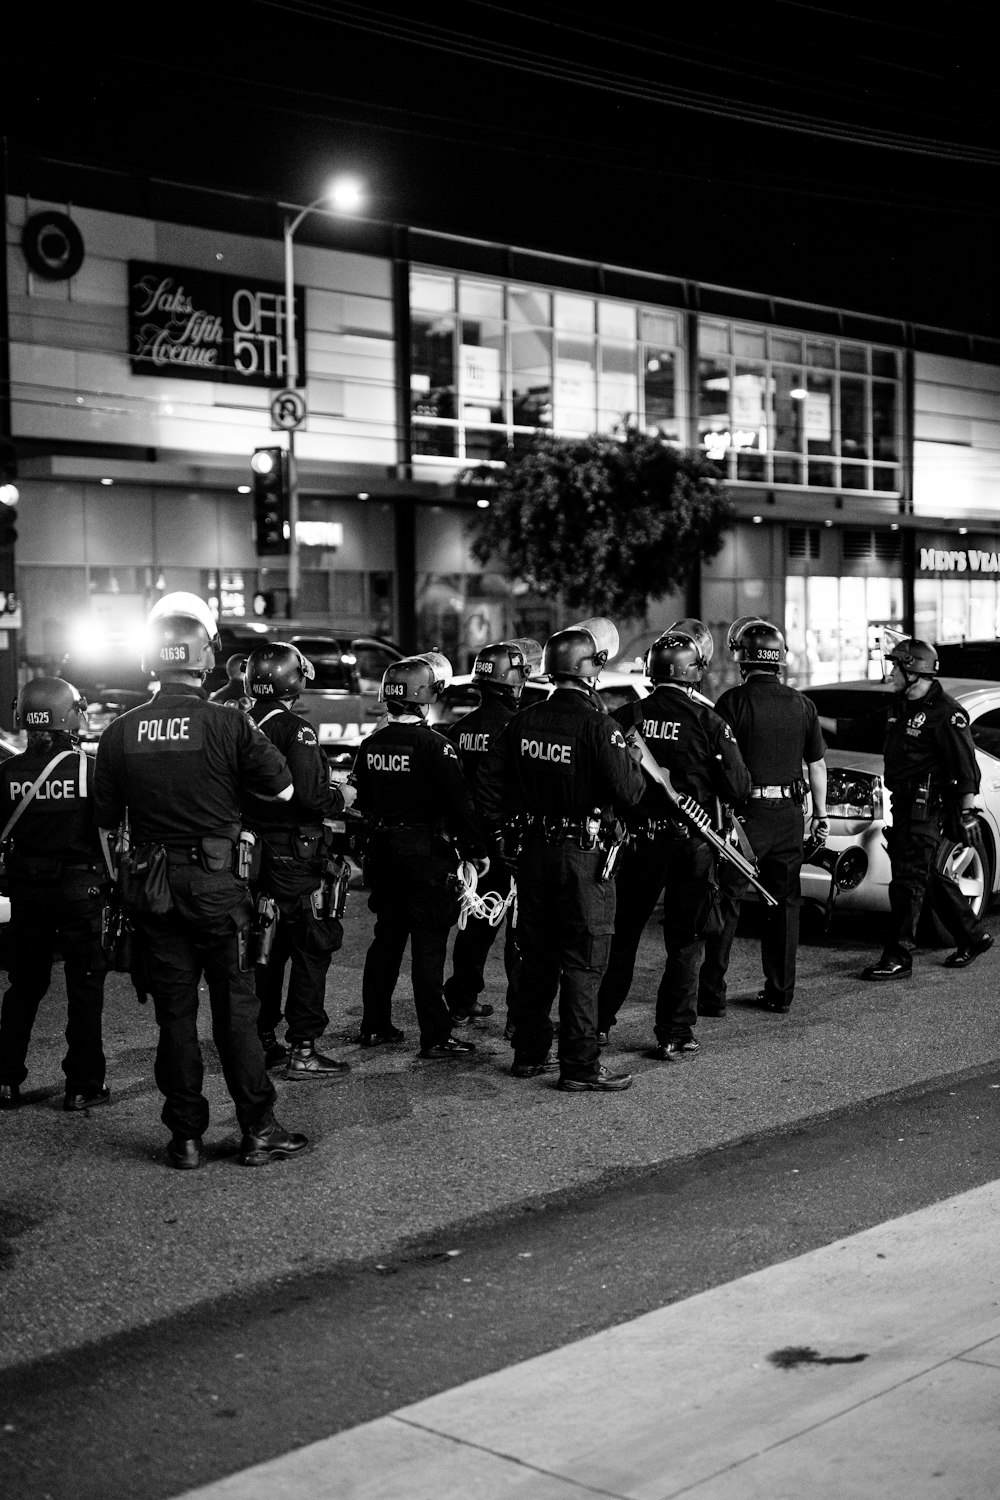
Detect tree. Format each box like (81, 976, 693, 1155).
(469, 429, 732, 620)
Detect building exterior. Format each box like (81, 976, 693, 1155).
(3, 151, 1000, 709)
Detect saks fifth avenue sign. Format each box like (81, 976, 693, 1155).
(920, 547, 1000, 575)
(128, 261, 306, 387)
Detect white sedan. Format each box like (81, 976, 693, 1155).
(801, 678, 1000, 926)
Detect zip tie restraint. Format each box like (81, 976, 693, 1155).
(454, 861, 517, 930)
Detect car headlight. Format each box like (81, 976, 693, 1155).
(826, 769, 883, 820)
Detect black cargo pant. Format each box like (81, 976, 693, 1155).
(132, 863, 276, 1140)
(361, 828, 459, 1050)
(253, 848, 343, 1045)
(513, 836, 614, 1083)
(0, 868, 107, 1094)
(712, 801, 804, 1007)
(885, 797, 986, 955)
(443, 838, 520, 1020)
(598, 831, 717, 1043)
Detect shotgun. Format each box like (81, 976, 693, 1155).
(628, 730, 778, 907)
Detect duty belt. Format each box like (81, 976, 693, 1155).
(750, 784, 797, 800)
(523, 814, 607, 849)
(635, 817, 689, 839)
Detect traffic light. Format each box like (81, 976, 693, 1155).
(250, 446, 289, 556)
(0, 438, 18, 547)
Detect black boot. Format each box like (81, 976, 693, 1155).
(259, 1030, 288, 1069)
(284, 1039, 350, 1081)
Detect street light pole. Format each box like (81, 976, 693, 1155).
(279, 178, 364, 620)
(282, 212, 301, 618)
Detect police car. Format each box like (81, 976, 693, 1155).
(801, 678, 1000, 930)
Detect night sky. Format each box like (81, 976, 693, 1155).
(4, 1, 998, 337)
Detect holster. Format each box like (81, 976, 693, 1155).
(122, 844, 173, 914)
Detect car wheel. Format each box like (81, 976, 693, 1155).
(918, 827, 995, 945)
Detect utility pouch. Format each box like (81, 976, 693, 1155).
(911, 777, 932, 823)
(292, 827, 322, 862)
(0, 839, 8, 895)
(123, 844, 173, 914)
(199, 836, 233, 874)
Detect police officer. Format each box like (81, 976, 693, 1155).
(0, 678, 109, 1111)
(442, 639, 540, 1034)
(242, 642, 356, 1078)
(353, 654, 490, 1057)
(714, 621, 827, 1014)
(597, 628, 750, 1058)
(93, 603, 308, 1170)
(210, 653, 249, 704)
(834, 639, 992, 979)
(697, 615, 768, 1017)
(478, 619, 645, 1090)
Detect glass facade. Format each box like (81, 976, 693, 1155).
(410, 271, 683, 460)
(785, 574, 904, 684)
(698, 321, 902, 493)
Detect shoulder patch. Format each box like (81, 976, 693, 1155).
(721, 723, 735, 741)
(441, 740, 458, 760)
(951, 711, 969, 729)
(610, 727, 627, 748)
(297, 726, 318, 745)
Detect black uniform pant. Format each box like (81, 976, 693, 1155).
(253, 858, 343, 1045)
(0, 877, 107, 1093)
(698, 857, 745, 1011)
(598, 832, 716, 1042)
(133, 865, 275, 1140)
(885, 801, 985, 955)
(714, 801, 804, 1005)
(513, 836, 614, 1082)
(361, 829, 458, 1049)
(443, 849, 520, 1019)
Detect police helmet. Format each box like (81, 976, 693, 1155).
(472, 638, 543, 692)
(886, 638, 939, 678)
(736, 622, 786, 670)
(645, 632, 707, 685)
(542, 625, 612, 680)
(379, 655, 446, 708)
(726, 615, 768, 654)
(14, 676, 88, 734)
(148, 591, 222, 652)
(142, 614, 215, 678)
(245, 643, 315, 699)
(666, 618, 715, 666)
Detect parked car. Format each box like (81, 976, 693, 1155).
(800, 677, 1000, 927)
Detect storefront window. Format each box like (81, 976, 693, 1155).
(554, 334, 597, 432)
(698, 320, 901, 492)
(599, 341, 638, 432)
(642, 349, 677, 440)
(511, 326, 553, 428)
(786, 573, 903, 685)
(410, 269, 685, 463)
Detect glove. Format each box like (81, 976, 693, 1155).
(809, 816, 829, 847)
(959, 809, 980, 847)
(625, 732, 643, 765)
(470, 855, 490, 878)
(338, 781, 358, 809)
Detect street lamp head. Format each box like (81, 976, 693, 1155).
(326, 176, 364, 214)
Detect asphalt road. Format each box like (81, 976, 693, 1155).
(1, 897, 999, 1499)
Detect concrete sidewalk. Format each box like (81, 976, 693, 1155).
(175, 1179, 1000, 1499)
